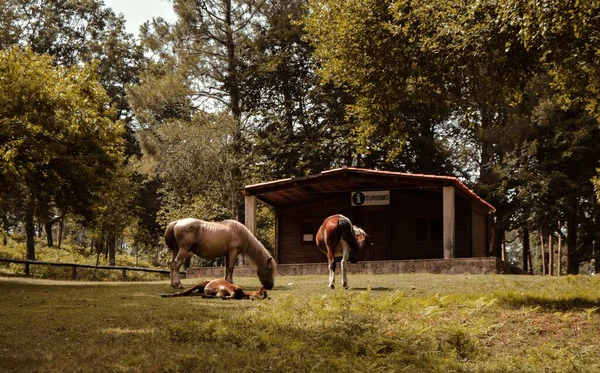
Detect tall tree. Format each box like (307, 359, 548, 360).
(303, 0, 458, 172)
(0, 47, 125, 259)
(0, 0, 143, 246)
(133, 0, 270, 223)
(240, 0, 354, 179)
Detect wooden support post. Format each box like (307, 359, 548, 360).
(122, 268, 127, 280)
(25, 262, 30, 276)
(245, 195, 257, 235)
(71, 265, 77, 280)
(548, 234, 553, 276)
(443, 186, 455, 259)
(557, 234, 562, 276)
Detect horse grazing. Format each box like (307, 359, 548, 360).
(161, 278, 267, 300)
(164, 218, 276, 290)
(316, 214, 372, 289)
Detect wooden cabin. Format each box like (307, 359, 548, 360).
(241, 167, 495, 265)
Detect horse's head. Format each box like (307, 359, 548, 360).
(257, 256, 276, 290)
(251, 287, 268, 300)
(353, 226, 373, 250)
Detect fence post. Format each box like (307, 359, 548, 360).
(121, 268, 127, 281)
(71, 265, 77, 280)
(25, 261, 30, 276)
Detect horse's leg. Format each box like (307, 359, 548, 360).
(341, 242, 350, 289)
(224, 250, 238, 283)
(327, 249, 336, 289)
(161, 280, 209, 297)
(170, 248, 188, 289)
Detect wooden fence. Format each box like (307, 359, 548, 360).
(0, 258, 185, 281)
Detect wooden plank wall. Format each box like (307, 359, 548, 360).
(276, 189, 481, 264)
(277, 195, 349, 264)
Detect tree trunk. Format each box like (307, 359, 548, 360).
(594, 208, 600, 275)
(491, 223, 504, 259)
(57, 218, 64, 249)
(1, 215, 9, 245)
(25, 195, 36, 261)
(45, 221, 54, 248)
(522, 227, 530, 272)
(540, 232, 546, 275)
(108, 234, 116, 266)
(566, 202, 579, 274)
(225, 0, 241, 122)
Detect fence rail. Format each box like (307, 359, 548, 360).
(0, 258, 185, 280)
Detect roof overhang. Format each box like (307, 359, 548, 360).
(241, 167, 495, 212)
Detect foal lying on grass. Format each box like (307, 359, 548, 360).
(161, 278, 268, 300)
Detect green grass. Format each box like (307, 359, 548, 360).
(1, 274, 600, 372)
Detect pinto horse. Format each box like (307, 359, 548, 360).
(316, 214, 371, 289)
(164, 218, 276, 290)
(161, 278, 267, 300)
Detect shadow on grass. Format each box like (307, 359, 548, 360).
(349, 287, 395, 292)
(499, 294, 600, 312)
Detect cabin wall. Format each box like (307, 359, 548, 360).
(277, 195, 349, 264)
(275, 189, 484, 264)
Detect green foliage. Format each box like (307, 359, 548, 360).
(0, 47, 125, 258)
(0, 0, 143, 127)
(133, 111, 245, 224)
(303, 0, 457, 172)
(241, 0, 354, 179)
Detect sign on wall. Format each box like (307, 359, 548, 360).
(351, 191, 390, 206)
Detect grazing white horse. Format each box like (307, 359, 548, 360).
(164, 218, 276, 290)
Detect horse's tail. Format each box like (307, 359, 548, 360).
(338, 217, 360, 263)
(164, 220, 178, 255)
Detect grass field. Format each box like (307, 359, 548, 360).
(1, 273, 600, 372)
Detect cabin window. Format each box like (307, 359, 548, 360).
(416, 216, 443, 241)
(301, 220, 321, 245)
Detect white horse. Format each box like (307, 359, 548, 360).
(164, 218, 276, 290)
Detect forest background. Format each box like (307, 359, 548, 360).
(1, 0, 600, 275)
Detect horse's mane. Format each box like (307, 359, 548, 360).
(226, 220, 277, 275)
(353, 226, 366, 236)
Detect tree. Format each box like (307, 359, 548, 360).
(241, 0, 355, 179)
(132, 0, 273, 224)
(303, 0, 458, 172)
(0, 0, 144, 246)
(0, 46, 125, 259)
(303, 0, 600, 274)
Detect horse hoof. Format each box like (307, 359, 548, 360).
(329, 285, 335, 289)
(172, 284, 183, 290)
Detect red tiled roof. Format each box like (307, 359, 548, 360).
(242, 167, 495, 212)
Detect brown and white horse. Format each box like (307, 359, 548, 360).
(164, 218, 276, 290)
(316, 214, 371, 289)
(161, 278, 267, 300)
